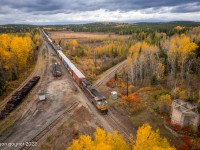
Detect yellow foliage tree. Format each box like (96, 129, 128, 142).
(68, 125, 175, 150)
(34, 33, 42, 46)
(0, 33, 37, 83)
(134, 124, 175, 150)
(179, 90, 187, 100)
(175, 26, 184, 30)
(10, 36, 33, 67)
(0, 47, 12, 70)
(70, 40, 78, 55)
(128, 42, 160, 82)
(166, 34, 198, 79)
(68, 128, 130, 150)
(72, 40, 78, 46)
(0, 34, 12, 50)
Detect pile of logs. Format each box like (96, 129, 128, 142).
(0, 76, 40, 120)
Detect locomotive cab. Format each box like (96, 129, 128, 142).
(95, 97, 108, 114)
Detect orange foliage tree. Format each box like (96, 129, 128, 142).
(121, 93, 144, 113)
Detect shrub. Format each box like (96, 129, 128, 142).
(74, 56, 78, 63)
(128, 85, 135, 93)
(171, 88, 181, 99)
(117, 93, 122, 98)
(114, 72, 118, 81)
(138, 87, 156, 93)
(173, 124, 182, 132)
(181, 136, 190, 146)
(150, 90, 163, 101)
(198, 105, 200, 113)
(186, 96, 195, 102)
(0, 79, 6, 96)
(153, 105, 159, 113)
(122, 93, 140, 103)
(151, 75, 158, 85)
(179, 90, 187, 100)
(106, 78, 116, 88)
(158, 94, 172, 114)
(190, 138, 200, 150)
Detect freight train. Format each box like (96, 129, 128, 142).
(41, 30, 108, 114)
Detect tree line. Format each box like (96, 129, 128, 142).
(42, 21, 200, 37)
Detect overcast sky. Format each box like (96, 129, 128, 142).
(0, 0, 200, 25)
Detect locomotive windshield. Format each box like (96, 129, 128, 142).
(97, 99, 107, 106)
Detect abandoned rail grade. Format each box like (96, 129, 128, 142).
(21, 102, 79, 150)
(93, 60, 126, 88)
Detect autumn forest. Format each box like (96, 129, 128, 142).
(0, 22, 200, 149)
(0, 27, 42, 97)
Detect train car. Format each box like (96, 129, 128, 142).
(57, 50, 71, 69)
(57, 50, 85, 85)
(69, 63, 85, 86)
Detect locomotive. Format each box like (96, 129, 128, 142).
(41, 30, 108, 114)
(82, 79, 108, 113)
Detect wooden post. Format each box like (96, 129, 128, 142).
(126, 73, 128, 96)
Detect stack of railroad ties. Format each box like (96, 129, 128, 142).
(42, 29, 108, 114)
(0, 76, 40, 120)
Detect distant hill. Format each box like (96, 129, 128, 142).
(2, 21, 199, 34)
(136, 21, 200, 26)
(85, 21, 200, 27)
(2, 21, 200, 27)
(87, 22, 135, 27)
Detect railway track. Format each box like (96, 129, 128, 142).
(93, 60, 126, 88)
(21, 102, 79, 150)
(104, 112, 130, 138)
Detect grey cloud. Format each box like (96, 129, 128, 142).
(1, 0, 200, 15)
(0, 0, 200, 25)
(171, 2, 200, 13)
